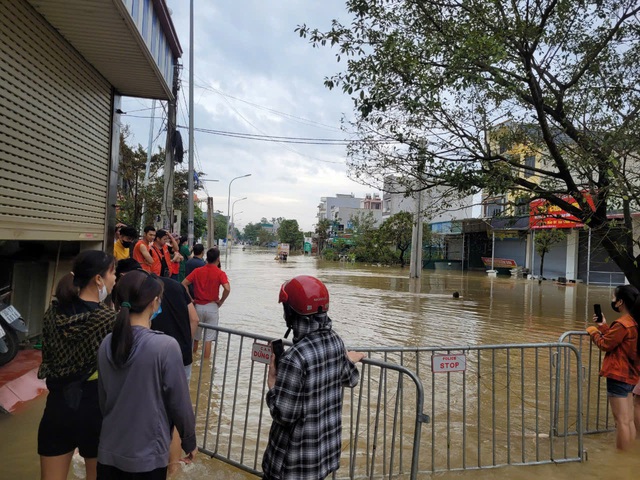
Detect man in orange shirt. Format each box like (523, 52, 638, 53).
(150, 229, 178, 277)
(182, 248, 230, 358)
(132, 226, 156, 272)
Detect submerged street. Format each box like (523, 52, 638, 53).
(3, 247, 640, 479)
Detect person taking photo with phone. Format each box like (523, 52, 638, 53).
(587, 285, 640, 450)
(262, 275, 365, 479)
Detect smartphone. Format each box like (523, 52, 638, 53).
(271, 339, 285, 365)
(594, 304, 603, 323)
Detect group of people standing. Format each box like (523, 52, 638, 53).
(35, 221, 366, 480)
(37, 223, 233, 479)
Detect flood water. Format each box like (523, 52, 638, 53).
(2, 247, 640, 479)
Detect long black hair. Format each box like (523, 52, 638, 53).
(55, 250, 115, 306)
(111, 270, 163, 367)
(614, 285, 640, 353)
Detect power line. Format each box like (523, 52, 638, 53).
(181, 70, 343, 133)
(176, 125, 394, 146)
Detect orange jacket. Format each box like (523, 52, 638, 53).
(590, 314, 639, 385)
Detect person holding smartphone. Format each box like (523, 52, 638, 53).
(262, 275, 365, 480)
(586, 285, 640, 450)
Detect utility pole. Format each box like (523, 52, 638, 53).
(207, 197, 215, 249)
(139, 99, 156, 233)
(409, 145, 426, 279)
(161, 64, 180, 231)
(187, 0, 195, 247)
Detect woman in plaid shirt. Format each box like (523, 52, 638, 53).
(262, 275, 365, 480)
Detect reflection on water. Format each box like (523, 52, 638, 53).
(2, 247, 637, 479)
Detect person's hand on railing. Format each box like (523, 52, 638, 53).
(181, 448, 197, 463)
(347, 351, 366, 363)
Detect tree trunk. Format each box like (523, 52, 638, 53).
(539, 253, 545, 278)
(399, 247, 408, 267)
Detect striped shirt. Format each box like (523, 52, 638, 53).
(262, 316, 359, 479)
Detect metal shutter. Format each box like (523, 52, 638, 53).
(0, 0, 112, 241)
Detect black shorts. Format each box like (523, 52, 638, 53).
(97, 463, 168, 480)
(38, 380, 102, 458)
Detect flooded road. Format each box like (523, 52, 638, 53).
(2, 247, 640, 479)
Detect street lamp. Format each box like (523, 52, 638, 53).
(231, 197, 247, 222)
(231, 211, 243, 242)
(225, 174, 251, 267)
(230, 197, 246, 245)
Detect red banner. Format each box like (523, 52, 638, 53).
(481, 257, 518, 268)
(529, 194, 595, 229)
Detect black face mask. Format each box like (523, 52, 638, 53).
(611, 300, 621, 313)
(121, 240, 132, 248)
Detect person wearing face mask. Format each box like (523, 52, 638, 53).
(97, 270, 197, 479)
(38, 250, 117, 480)
(113, 226, 138, 261)
(587, 284, 640, 450)
(262, 275, 365, 480)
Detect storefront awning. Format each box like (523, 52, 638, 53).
(27, 0, 182, 100)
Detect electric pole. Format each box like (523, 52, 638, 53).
(409, 143, 426, 279)
(207, 197, 215, 249)
(161, 64, 180, 231)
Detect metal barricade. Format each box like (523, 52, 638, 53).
(192, 324, 584, 478)
(348, 343, 584, 473)
(558, 331, 612, 435)
(192, 325, 429, 479)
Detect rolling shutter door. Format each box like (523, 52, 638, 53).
(0, 0, 112, 241)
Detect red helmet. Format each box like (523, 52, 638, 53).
(279, 275, 330, 315)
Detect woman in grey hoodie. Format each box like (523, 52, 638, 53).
(97, 270, 197, 479)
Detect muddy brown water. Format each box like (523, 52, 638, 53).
(2, 247, 640, 479)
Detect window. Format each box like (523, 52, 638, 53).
(514, 197, 529, 216)
(524, 156, 535, 177)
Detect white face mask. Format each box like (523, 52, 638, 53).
(98, 282, 108, 302)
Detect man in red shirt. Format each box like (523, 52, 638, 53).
(182, 248, 230, 358)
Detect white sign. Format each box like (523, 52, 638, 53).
(431, 354, 466, 373)
(251, 342, 272, 365)
(0, 305, 20, 323)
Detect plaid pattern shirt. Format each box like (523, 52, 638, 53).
(262, 317, 359, 480)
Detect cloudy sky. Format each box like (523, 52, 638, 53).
(121, 0, 376, 232)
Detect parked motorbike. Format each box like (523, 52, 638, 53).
(0, 289, 28, 367)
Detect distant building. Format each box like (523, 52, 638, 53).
(317, 193, 385, 233)
(317, 194, 363, 222)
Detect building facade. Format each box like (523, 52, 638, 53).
(0, 0, 182, 336)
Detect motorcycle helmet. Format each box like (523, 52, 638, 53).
(278, 275, 330, 315)
(279, 275, 330, 339)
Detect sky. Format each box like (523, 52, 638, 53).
(121, 0, 378, 232)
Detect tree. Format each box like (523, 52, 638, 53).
(348, 211, 376, 236)
(259, 229, 278, 246)
(242, 222, 263, 243)
(534, 229, 567, 278)
(117, 128, 206, 238)
(379, 212, 413, 267)
(299, 0, 640, 288)
(315, 218, 332, 252)
(278, 219, 304, 250)
(213, 214, 228, 242)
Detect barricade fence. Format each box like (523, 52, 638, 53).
(558, 331, 613, 435)
(192, 325, 585, 479)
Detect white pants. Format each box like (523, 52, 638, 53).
(195, 302, 219, 342)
